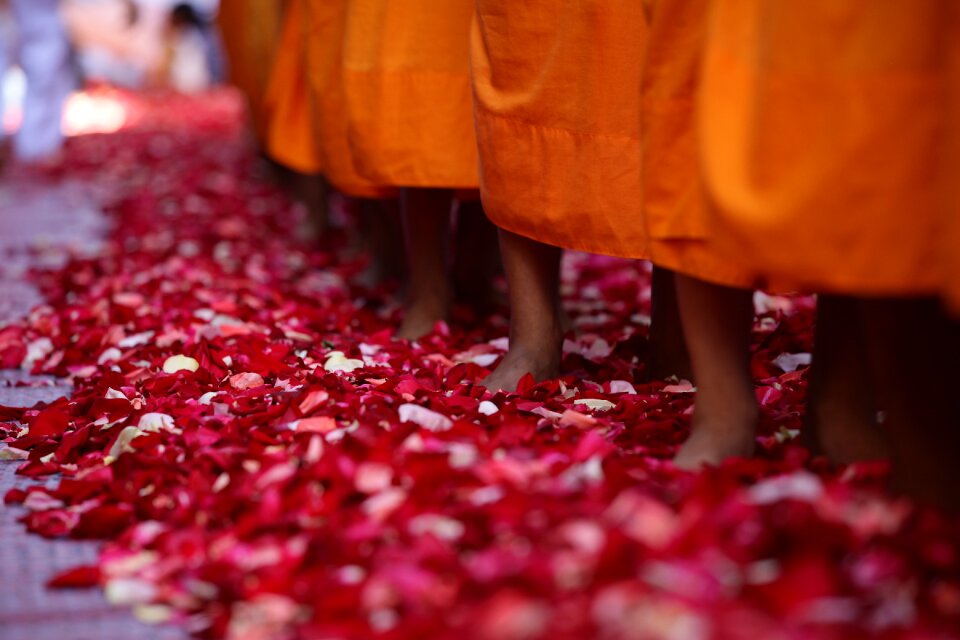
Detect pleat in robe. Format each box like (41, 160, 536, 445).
(301, 0, 394, 198)
(642, 0, 756, 287)
(262, 0, 324, 175)
(471, 0, 649, 258)
(217, 0, 285, 141)
(698, 0, 950, 295)
(342, 1, 478, 189)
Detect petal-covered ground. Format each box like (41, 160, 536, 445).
(2, 89, 959, 640)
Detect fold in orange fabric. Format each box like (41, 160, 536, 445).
(262, 0, 323, 175)
(217, 0, 285, 141)
(643, 0, 756, 287)
(944, 6, 960, 314)
(342, 1, 478, 189)
(471, 0, 649, 259)
(699, 0, 952, 296)
(302, 0, 393, 198)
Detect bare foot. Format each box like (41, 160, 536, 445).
(674, 404, 758, 470)
(804, 401, 888, 465)
(804, 294, 888, 465)
(480, 342, 562, 393)
(396, 293, 452, 341)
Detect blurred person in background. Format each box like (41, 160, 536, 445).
(162, 3, 225, 93)
(63, 0, 222, 92)
(0, 0, 74, 166)
(133, 0, 219, 88)
(62, 0, 143, 87)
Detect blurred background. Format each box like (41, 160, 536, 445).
(1, 0, 226, 159)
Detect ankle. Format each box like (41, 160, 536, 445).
(509, 324, 564, 359)
(692, 389, 759, 432)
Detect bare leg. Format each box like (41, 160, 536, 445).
(860, 298, 960, 509)
(804, 294, 888, 464)
(481, 228, 564, 392)
(288, 172, 329, 243)
(648, 266, 692, 381)
(397, 188, 454, 340)
(673, 274, 758, 469)
(452, 199, 502, 311)
(355, 197, 405, 288)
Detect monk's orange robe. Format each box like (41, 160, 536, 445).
(262, 0, 323, 175)
(472, 0, 750, 288)
(642, 0, 756, 287)
(302, 0, 391, 198)
(217, 0, 285, 140)
(698, 1, 951, 296)
(944, 7, 960, 314)
(341, 1, 478, 189)
(471, 0, 649, 258)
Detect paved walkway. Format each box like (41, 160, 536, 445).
(0, 177, 184, 640)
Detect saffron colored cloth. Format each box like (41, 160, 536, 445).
(262, 0, 323, 175)
(302, 0, 394, 198)
(217, 0, 285, 141)
(342, 0, 478, 189)
(944, 7, 960, 315)
(471, 0, 752, 289)
(471, 1, 649, 259)
(642, 0, 756, 288)
(698, 0, 953, 296)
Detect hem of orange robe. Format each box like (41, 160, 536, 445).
(355, 151, 480, 190)
(648, 238, 760, 291)
(265, 149, 324, 177)
(327, 179, 398, 200)
(370, 180, 481, 191)
(944, 294, 960, 318)
(767, 275, 941, 299)
(486, 214, 651, 262)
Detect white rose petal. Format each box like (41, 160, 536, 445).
(134, 605, 173, 624)
(105, 578, 157, 606)
(748, 472, 824, 505)
(773, 352, 812, 373)
(398, 403, 453, 432)
(608, 380, 637, 395)
(323, 351, 365, 373)
(162, 354, 200, 374)
(98, 347, 123, 365)
(573, 398, 616, 412)
(23, 337, 54, 368)
(118, 331, 155, 348)
(408, 514, 465, 541)
(137, 413, 175, 433)
(105, 387, 128, 400)
(478, 400, 499, 416)
(107, 426, 147, 461)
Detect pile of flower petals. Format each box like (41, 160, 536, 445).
(2, 89, 960, 640)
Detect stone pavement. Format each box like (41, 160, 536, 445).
(0, 177, 185, 640)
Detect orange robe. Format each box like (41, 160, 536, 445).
(642, 0, 756, 287)
(217, 0, 285, 140)
(262, 0, 324, 175)
(471, 1, 649, 259)
(944, 8, 960, 314)
(472, 0, 751, 288)
(341, 1, 478, 189)
(302, 0, 391, 198)
(698, 1, 952, 296)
